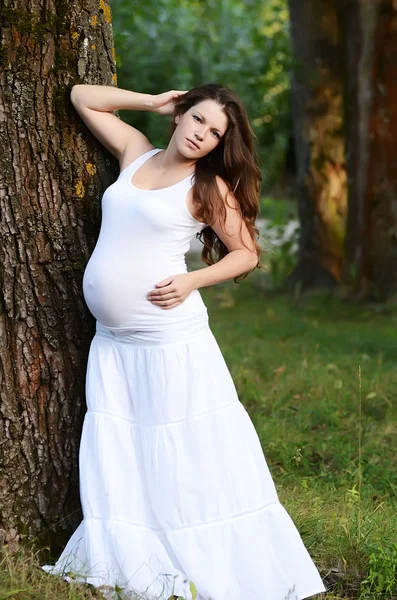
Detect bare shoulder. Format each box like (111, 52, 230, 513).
(215, 175, 239, 208)
(119, 135, 155, 172)
(215, 175, 229, 195)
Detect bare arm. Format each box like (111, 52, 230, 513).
(70, 84, 155, 112)
(189, 177, 258, 289)
(70, 84, 156, 163)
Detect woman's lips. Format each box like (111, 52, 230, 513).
(187, 138, 199, 150)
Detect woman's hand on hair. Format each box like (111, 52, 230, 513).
(151, 90, 188, 116)
(147, 273, 197, 309)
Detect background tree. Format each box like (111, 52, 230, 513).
(287, 0, 397, 298)
(342, 0, 397, 299)
(286, 0, 347, 291)
(0, 0, 117, 549)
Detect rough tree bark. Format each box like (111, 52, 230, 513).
(0, 0, 118, 550)
(286, 0, 347, 291)
(342, 0, 397, 299)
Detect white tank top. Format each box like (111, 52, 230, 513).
(82, 148, 209, 330)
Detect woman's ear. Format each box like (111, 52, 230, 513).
(175, 115, 180, 124)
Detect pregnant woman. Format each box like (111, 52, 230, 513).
(42, 83, 326, 600)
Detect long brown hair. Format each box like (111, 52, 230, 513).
(170, 83, 264, 283)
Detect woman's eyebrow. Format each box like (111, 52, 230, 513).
(196, 111, 224, 134)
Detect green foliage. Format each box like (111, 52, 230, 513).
(268, 233, 297, 285)
(260, 195, 297, 225)
(259, 196, 299, 286)
(359, 543, 397, 599)
(110, 0, 291, 184)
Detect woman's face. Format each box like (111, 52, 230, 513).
(174, 99, 228, 159)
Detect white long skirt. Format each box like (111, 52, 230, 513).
(42, 315, 326, 600)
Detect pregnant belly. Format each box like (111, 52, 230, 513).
(82, 253, 206, 329)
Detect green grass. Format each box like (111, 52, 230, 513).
(201, 271, 397, 599)
(1, 270, 396, 599)
(206, 276, 397, 494)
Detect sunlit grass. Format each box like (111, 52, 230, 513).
(0, 547, 193, 599)
(0, 546, 101, 599)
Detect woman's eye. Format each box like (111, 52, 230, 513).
(193, 115, 201, 122)
(212, 131, 220, 138)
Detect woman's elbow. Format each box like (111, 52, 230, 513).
(244, 250, 259, 270)
(70, 84, 84, 105)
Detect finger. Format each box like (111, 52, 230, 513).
(149, 286, 176, 295)
(148, 289, 176, 299)
(152, 299, 176, 307)
(163, 301, 181, 310)
(171, 91, 187, 102)
(150, 294, 177, 303)
(156, 277, 173, 287)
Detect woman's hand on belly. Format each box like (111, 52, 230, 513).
(147, 272, 197, 309)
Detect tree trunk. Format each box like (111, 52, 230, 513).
(286, 0, 347, 291)
(342, 0, 397, 300)
(0, 0, 118, 550)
